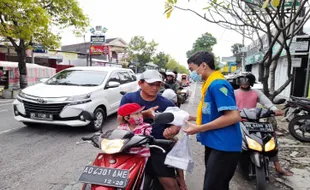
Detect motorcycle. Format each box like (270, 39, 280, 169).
(286, 97, 310, 142)
(76, 111, 176, 190)
(239, 108, 278, 190)
(282, 96, 310, 122)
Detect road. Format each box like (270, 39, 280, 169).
(0, 85, 288, 190)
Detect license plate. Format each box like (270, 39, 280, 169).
(30, 113, 53, 120)
(78, 166, 129, 188)
(243, 122, 274, 132)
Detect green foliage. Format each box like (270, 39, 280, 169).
(127, 36, 158, 72)
(186, 32, 217, 58)
(166, 57, 189, 75)
(231, 43, 243, 64)
(153, 52, 170, 70)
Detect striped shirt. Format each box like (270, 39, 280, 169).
(117, 123, 152, 157)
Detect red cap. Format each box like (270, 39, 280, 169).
(118, 103, 145, 117)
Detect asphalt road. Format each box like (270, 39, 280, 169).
(0, 85, 286, 190)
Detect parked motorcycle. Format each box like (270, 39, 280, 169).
(282, 96, 310, 122)
(76, 112, 175, 190)
(239, 108, 278, 190)
(286, 97, 310, 142)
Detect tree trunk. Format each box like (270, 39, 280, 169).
(16, 47, 27, 89)
(269, 60, 277, 94)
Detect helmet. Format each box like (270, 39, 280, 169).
(162, 89, 177, 103)
(237, 72, 256, 86)
(166, 72, 175, 78)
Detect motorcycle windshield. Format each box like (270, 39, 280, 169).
(240, 108, 270, 120)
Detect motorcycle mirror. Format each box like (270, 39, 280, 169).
(154, 113, 174, 125)
(82, 111, 96, 121)
(273, 98, 286, 105)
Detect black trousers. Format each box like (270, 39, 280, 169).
(203, 146, 240, 190)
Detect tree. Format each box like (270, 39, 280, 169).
(186, 32, 217, 58)
(231, 43, 244, 64)
(0, 0, 89, 88)
(165, 0, 310, 99)
(166, 57, 190, 75)
(153, 52, 169, 70)
(127, 36, 158, 72)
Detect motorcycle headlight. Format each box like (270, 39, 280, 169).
(101, 139, 125, 154)
(66, 94, 91, 105)
(264, 137, 276, 152)
(246, 136, 262, 152)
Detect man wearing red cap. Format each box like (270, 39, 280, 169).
(118, 70, 181, 190)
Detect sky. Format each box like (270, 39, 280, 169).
(59, 0, 244, 67)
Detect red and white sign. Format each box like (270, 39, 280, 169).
(90, 45, 110, 55)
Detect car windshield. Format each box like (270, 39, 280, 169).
(46, 70, 108, 86)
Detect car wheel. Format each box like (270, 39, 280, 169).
(87, 107, 106, 132)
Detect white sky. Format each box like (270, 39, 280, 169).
(59, 0, 245, 67)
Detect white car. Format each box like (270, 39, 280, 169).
(13, 67, 138, 131)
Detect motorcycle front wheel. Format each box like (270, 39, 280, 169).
(255, 166, 266, 190)
(288, 115, 310, 142)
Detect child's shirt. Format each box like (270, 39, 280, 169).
(117, 123, 152, 157)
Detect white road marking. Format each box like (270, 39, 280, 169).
(0, 103, 13, 107)
(0, 99, 15, 103)
(0, 127, 21, 135)
(0, 109, 8, 112)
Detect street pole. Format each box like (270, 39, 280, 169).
(241, 1, 246, 72)
(303, 45, 310, 97)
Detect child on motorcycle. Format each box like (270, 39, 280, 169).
(117, 103, 187, 189)
(117, 103, 152, 157)
(234, 72, 293, 176)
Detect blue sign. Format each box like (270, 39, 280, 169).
(32, 45, 47, 53)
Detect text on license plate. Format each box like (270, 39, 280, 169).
(243, 122, 274, 132)
(30, 113, 53, 120)
(78, 166, 129, 188)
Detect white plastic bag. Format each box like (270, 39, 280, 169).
(163, 107, 189, 127)
(164, 132, 194, 173)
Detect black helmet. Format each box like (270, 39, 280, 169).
(237, 72, 256, 87)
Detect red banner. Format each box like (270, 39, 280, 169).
(90, 45, 110, 55)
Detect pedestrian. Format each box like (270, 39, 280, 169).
(117, 69, 185, 190)
(183, 51, 242, 190)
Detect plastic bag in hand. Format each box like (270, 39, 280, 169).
(164, 132, 194, 173)
(163, 107, 189, 127)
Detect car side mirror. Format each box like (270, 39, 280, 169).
(106, 81, 120, 89)
(39, 78, 49, 83)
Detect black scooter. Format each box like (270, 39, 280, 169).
(238, 108, 278, 190)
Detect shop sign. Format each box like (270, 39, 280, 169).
(90, 45, 110, 55)
(91, 35, 106, 43)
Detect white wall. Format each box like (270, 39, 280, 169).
(250, 58, 292, 98)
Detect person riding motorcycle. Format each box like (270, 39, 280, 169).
(164, 72, 180, 93)
(234, 72, 293, 176)
(164, 72, 184, 107)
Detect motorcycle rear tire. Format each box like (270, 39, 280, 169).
(255, 166, 266, 190)
(289, 115, 310, 142)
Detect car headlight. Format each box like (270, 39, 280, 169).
(246, 136, 262, 152)
(66, 94, 91, 105)
(101, 139, 125, 154)
(264, 137, 276, 152)
(18, 91, 26, 98)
